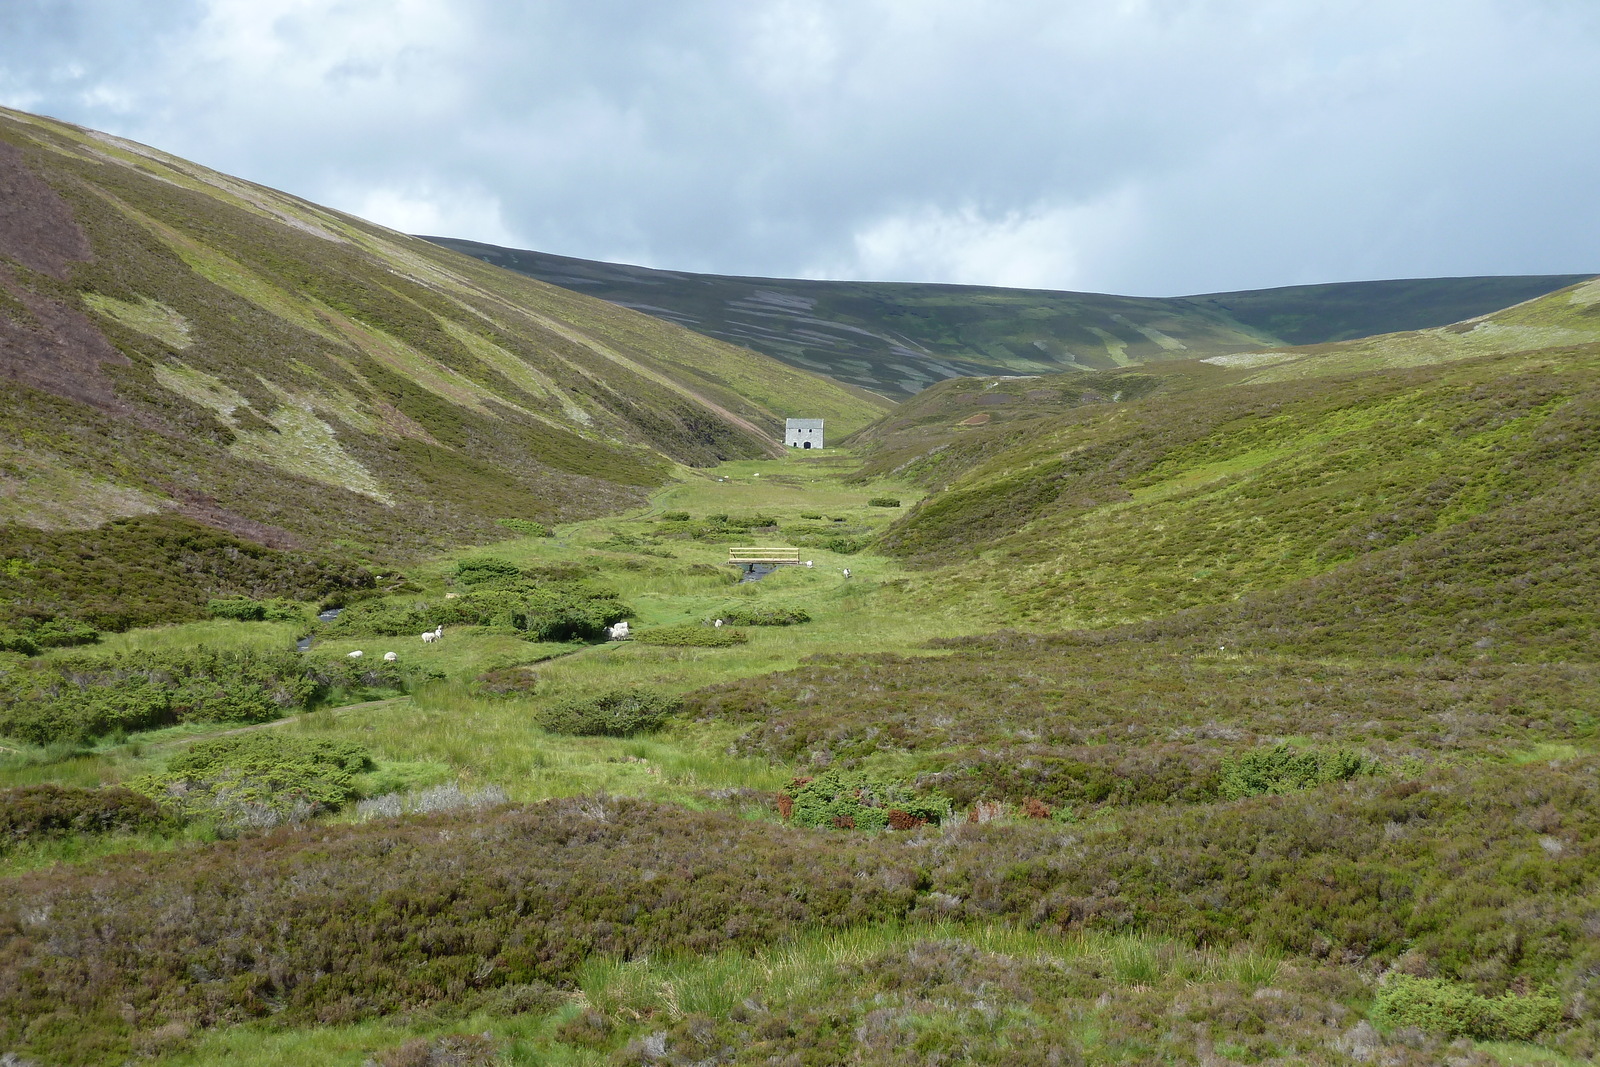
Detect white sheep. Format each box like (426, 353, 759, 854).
(421, 631, 437, 644)
(347, 650, 363, 659)
(713, 618, 723, 628)
(383, 651, 398, 662)
(434, 625, 444, 638)
(842, 567, 852, 578)
(607, 620, 630, 640)
(805, 560, 813, 568)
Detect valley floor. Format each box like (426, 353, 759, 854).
(2, 449, 1594, 1067)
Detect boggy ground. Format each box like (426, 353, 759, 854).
(1, 448, 1595, 1066)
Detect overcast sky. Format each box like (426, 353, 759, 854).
(2, 0, 1597, 296)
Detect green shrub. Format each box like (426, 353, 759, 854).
(0, 648, 323, 746)
(867, 497, 901, 507)
(716, 607, 811, 626)
(454, 556, 524, 587)
(632, 625, 748, 648)
(782, 770, 949, 831)
(727, 513, 779, 528)
(131, 733, 373, 830)
(1, 785, 167, 851)
(495, 518, 552, 537)
(1218, 745, 1378, 800)
(0, 619, 100, 654)
(818, 536, 868, 554)
(1372, 975, 1562, 1040)
(658, 511, 691, 522)
(208, 597, 265, 621)
(207, 597, 305, 622)
(538, 688, 682, 736)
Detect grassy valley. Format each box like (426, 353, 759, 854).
(425, 236, 1591, 399)
(4, 111, 1600, 1067)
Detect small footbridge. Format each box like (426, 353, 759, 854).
(728, 546, 802, 582)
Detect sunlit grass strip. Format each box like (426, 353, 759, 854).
(575, 922, 1283, 1024)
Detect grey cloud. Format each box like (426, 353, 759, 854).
(1, 0, 1596, 295)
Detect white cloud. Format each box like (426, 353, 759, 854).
(820, 190, 1145, 291)
(340, 182, 520, 246)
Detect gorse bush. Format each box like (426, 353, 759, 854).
(658, 511, 691, 522)
(206, 597, 305, 622)
(131, 733, 373, 831)
(867, 497, 901, 507)
(632, 625, 748, 647)
(782, 770, 949, 831)
(495, 518, 552, 537)
(453, 556, 524, 587)
(1218, 745, 1378, 800)
(0, 618, 100, 655)
(0, 648, 321, 745)
(1372, 975, 1562, 1040)
(1, 784, 167, 851)
(715, 606, 811, 626)
(538, 688, 682, 737)
(0, 649, 422, 746)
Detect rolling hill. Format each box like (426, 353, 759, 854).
(0, 106, 885, 565)
(852, 276, 1600, 662)
(424, 235, 1590, 399)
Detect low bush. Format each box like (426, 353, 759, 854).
(1218, 744, 1378, 800)
(0, 648, 322, 746)
(0, 619, 100, 654)
(495, 518, 552, 537)
(632, 625, 748, 648)
(130, 733, 373, 831)
(715, 606, 811, 626)
(816, 536, 868, 554)
(454, 556, 524, 587)
(781, 770, 949, 831)
(538, 688, 682, 737)
(867, 497, 901, 507)
(206, 597, 304, 622)
(1372, 975, 1562, 1040)
(658, 511, 691, 522)
(1, 784, 167, 851)
(727, 513, 779, 528)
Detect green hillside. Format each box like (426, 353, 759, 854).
(425, 235, 1590, 399)
(0, 106, 885, 568)
(860, 279, 1600, 654)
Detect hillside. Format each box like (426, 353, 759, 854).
(424, 235, 1590, 399)
(0, 106, 885, 569)
(857, 278, 1600, 659)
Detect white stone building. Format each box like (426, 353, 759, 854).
(784, 418, 824, 449)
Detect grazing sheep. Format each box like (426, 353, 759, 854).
(347, 650, 363, 659)
(805, 560, 813, 568)
(421, 631, 438, 644)
(434, 625, 444, 638)
(842, 567, 852, 578)
(607, 620, 630, 641)
(383, 651, 398, 662)
(713, 618, 723, 628)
